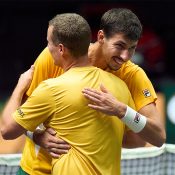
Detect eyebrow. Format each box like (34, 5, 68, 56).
(113, 41, 137, 49)
(113, 41, 126, 45)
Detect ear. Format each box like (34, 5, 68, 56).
(58, 44, 65, 55)
(97, 30, 105, 44)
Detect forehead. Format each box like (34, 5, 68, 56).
(107, 33, 138, 47)
(47, 26, 54, 41)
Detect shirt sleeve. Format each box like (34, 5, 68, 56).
(13, 81, 56, 132)
(116, 61, 157, 111)
(26, 47, 63, 97)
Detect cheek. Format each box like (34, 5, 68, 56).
(105, 55, 112, 64)
(48, 45, 55, 55)
(48, 48, 58, 63)
(50, 47, 58, 56)
(48, 45, 51, 52)
(110, 48, 120, 56)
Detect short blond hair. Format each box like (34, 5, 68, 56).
(49, 13, 91, 57)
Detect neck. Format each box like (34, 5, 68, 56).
(88, 42, 106, 70)
(63, 54, 92, 72)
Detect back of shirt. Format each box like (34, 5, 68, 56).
(20, 47, 156, 175)
(14, 66, 135, 175)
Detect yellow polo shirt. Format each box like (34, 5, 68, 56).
(14, 66, 135, 175)
(19, 47, 157, 175)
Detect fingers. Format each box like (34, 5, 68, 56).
(83, 92, 101, 104)
(47, 142, 70, 158)
(82, 85, 109, 101)
(56, 139, 69, 144)
(88, 104, 103, 111)
(30, 65, 35, 70)
(47, 132, 69, 145)
(82, 88, 101, 101)
(49, 152, 60, 158)
(47, 142, 70, 150)
(49, 148, 69, 158)
(46, 127, 57, 136)
(44, 131, 70, 147)
(17, 65, 35, 93)
(83, 87, 101, 95)
(46, 135, 65, 145)
(28, 65, 35, 77)
(21, 65, 34, 80)
(100, 83, 108, 93)
(25, 65, 34, 75)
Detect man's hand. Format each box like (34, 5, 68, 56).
(0, 65, 35, 139)
(82, 84, 126, 118)
(16, 65, 35, 94)
(33, 128, 70, 158)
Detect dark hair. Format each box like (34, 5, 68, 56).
(100, 8, 142, 41)
(49, 13, 91, 57)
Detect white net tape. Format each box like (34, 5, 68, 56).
(0, 144, 174, 175)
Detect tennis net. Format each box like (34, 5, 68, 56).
(0, 144, 175, 175)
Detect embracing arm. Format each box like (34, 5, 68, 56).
(33, 128, 70, 158)
(123, 103, 165, 148)
(1, 66, 34, 139)
(136, 103, 165, 146)
(82, 84, 166, 147)
(23, 47, 69, 158)
(26, 47, 63, 97)
(114, 61, 165, 147)
(6, 48, 53, 139)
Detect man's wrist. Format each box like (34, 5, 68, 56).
(26, 129, 43, 144)
(33, 128, 45, 145)
(121, 106, 147, 133)
(26, 131, 34, 140)
(115, 103, 127, 118)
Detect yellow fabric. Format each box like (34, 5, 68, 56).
(112, 60, 157, 111)
(20, 47, 157, 175)
(19, 47, 63, 175)
(26, 47, 63, 97)
(14, 66, 135, 175)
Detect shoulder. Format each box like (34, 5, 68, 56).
(32, 80, 54, 96)
(34, 47, 62, 72)
(115, 61, 149, 82)
(34, 47, 57, 71)
(42, 75, 66, 90)
(99, 68, 129, 90)
(35, 47, 52, 63)
(117, 60, 139, 76)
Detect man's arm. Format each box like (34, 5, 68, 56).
(122, 103, 164, 148)
(23, 47, 69, 157)
(82, 84, 166, 147)
(33, 128, 70, 158)
(114, 61, 163, 147)
(1, 66, 34, 139)
(26, 47, 62, 97)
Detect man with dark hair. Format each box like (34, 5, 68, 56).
(100, 8, 142, 40)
